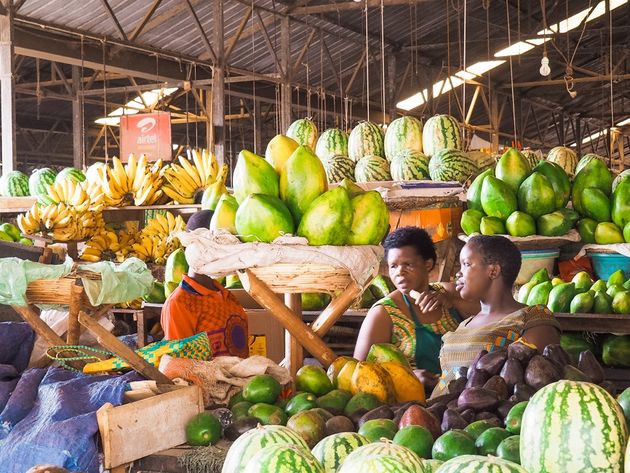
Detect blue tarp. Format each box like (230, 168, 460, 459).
(0, 322, 142, 473)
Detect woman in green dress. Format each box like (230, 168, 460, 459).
(354, 226, 480, 389)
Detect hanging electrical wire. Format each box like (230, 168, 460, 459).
(250, 0, 257, 151)
(462, 0, 467, 125)
(608, 0, 614, 128)
(79, 36, 86, 168)
(380, 0, 386, 123)
(504, 0, 518, 143)
(364, 0, 370, 121)
(102, 39, 109, 163)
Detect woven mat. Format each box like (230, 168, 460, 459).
(178, 442, 231, 473)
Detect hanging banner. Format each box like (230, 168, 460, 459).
(120, 112, 172, 162)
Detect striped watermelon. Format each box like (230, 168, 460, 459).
(316, 128, 349, 161)
(384, 116, 423, 161)
(56, 167, 86, 184)
(221, 424, 309, 473)
(428, 149, 476, 183)
(423, 459, 444, 472)
(243, 444, 324, 473)
(0, 171, 30, 197)
(520, 380, 628, 473)
(435, 455, 527, 472)
(287, 118, 319, 150)
(546, 146, 578, 178)
(86, 162, 106, 183)
(576, 153, 605, 175)
(322, 155, 356, 184)
(422, 115, 461, 156)
(311, 432, 369, 472)
(521, 149, 544, 170)
(348, 121, 384, 162)
(613, 169, 630, 193)
(355, 155, 391, 182)
(468, 151, 496, 174)
(338, 442, 424, 473)
(390, 150, 430, 181)
(339, 455, 421, 473)
(29, 168, 57, 203)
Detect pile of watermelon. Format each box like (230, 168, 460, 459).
(0, 166, 86, 202)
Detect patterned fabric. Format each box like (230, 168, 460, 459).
(82, 332, 211, 374)
(161, 274, 249, 358)
(431, 304, 561, 397)
(373, 283, 462, 369)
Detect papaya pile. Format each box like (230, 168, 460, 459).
(214, 140, 389, 246)
(517, 267, 630, 315)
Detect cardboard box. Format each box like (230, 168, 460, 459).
(247, 309, 285, 364)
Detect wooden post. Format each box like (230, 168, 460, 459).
(0, 1, 16, 173)
(238, 269, 336, 369)
(280, 16, 292, 132)
(66, 283, 84, 345)
(78, 311, 174, 384)
(489, 90, 500, 153)
(212, 0, 225, 165)
(284, 293, 303, 378)
(12, 305, 67, 348)
(205, 88, 212, 151)
(72, 65, 84, 169)
(311, 283, 363, 336)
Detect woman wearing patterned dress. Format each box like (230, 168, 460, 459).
(431, 234, 561, 397)
(354, 226, 480, 391)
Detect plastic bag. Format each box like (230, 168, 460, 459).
(0, 257, 72, 307)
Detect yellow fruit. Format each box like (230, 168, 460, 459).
(265, 134, 299, 173)
(336, 359, 358, 392)
(350, 361, 395, 403)
(380, 361, 426, 404)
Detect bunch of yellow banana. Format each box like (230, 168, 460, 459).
(131, 211, 186, 263)
(162, 149, 219, 204)
(80, 228, 138, 262)
(98, 154, 165, 207)
(17, 203, 42, 235)
(45, 179, 91, 212)
(17, 203, 104, 242)
(117, 298, 143, 310)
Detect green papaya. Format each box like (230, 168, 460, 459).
(505, 211, 536, 237)
(480, 176, 518, 220)
(571, 158, 613, 214)
(233, 150, 280, 204)
(560, 332, 599, 363)
(495, 148, 530, 193)
(594, 222, 624, 244)
(547, 282, 575, 313)
(370, 275, 395, 299)
(533, 160, 571, 209)
(570, 291, 595, 313)
(591, 279, 608, 293)
(235, 194, 295, 243)
(467, 168, 494, 211)
(480, 216, 506, 235)
(339, 178, 365, 197)
(601, 335, 630, 367)
(577, 218, 598, 243)
(611, 178, 630, 230)
(517, 172, 556, 219)
(537, 211, 571, 237)
(461, 209, 485, 235)
(517, 281, 537, 304)
(346, 191, 390, 245)
(297, 187, 353, 245)
(529, 268, 551, 285)
(526, 281, 553, 306)
(571, 271, 593, 293)
(557, 208, 580, 227)
(593, 291, 613, 314)
(581, 187, 611, 222)
(209, 193, 239, 234)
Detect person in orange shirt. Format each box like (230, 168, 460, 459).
(160, 210, 249, 358)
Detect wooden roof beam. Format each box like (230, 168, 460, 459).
(291, 0, 430, 15)
(98, 0, 128, 41)
(130, 0, 163, 42)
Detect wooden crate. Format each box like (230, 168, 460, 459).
(97, 384, 204, 469)
(0, 196, 37, 211)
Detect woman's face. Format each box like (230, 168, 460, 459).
(387, 246, 433, 293)
(456, 243, 493, 300)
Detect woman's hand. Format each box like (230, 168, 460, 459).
(410, 289, 453, 314)
(413, 369, 439, 390)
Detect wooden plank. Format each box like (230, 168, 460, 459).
(78, 311, 174, 384)
(97, 385, 203, 469)
(284, 293, 302, 379)
(239, 269, 336, 368)
(311, 282, 363, 336)
(66, 283, 84, 345)
(555, 313, 630, 334)
(12, 305, 66, 348)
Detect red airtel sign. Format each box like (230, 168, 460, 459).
(120, 112, 172, 162)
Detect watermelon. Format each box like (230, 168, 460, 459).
(29, 168, 57, 204)
(221, 424, 309, 473)
(521, 149, 543, 169)
(322, 155, 355, 184)
(520, 380, 628, 472)
(56, 167, 86, 184)
(384, 116, 423, 161)
(435, 455, 528, 472)
(85, 162, 106, 183)
(546, 146, 578, 178)
(422, 114, 461, 156)
(315, 128, 348, 161)
(0, 171, 30, 197)
(339, 455, 420, 473)
(612, 169, 630, 193)
(355, 155, 391, 182)
(287, 118, 318, 150)
(311, 432, 369, 472)
(338, 442, 424, 473)
(243, 444, 324, 473)
(348, 121, 384, 161)
(428, 149, 476, 183)
(468, 150, 496, 174)
(390, 150, 430, 181)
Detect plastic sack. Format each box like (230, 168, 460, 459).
(0, 257, 72, 306)
(78, 257, 153, 306)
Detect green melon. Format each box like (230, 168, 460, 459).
(384, 116, 423, 160)
(422, 114, 462, 156)
(521, 149, 543, 169)
(29, 168, 57, 204)
(322, 155, 355, 184)
(520, 380, 628, 473)
(338, 442, 424, 473)
(56, 167, 86, 184)
(316, 128, 349, 161)
(436, 455, 528, 472)
(390, 150, 430, 181)
(348, 121, 384, 161)
(287, 118, 319, 150)
(428, 149, 476, 183)
(354, 155, 391, 182)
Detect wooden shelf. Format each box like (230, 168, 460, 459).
(554, 312, 630, 334)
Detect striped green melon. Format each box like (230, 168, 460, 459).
(468, 151, 496, 174)
(287, 118, 319, 150)
(435, 455, 527, 472)
(384, 116, 423, 161)
(428, 149, 476, 183)
(423, 459, 444, 472)
(576, 153, 605, 176)
(348, 121, 384, 162)
(546, 146, 578, 178)
(338, 442, 425, 473)
(85, 162, 106, 183)
(339, 455, 422, 473)
(221, 424, 309, 473)
(520, 380, 628, 473)
(243, 444, 324, 473)
(390, 150, 430, 181)
(29, 168, 57, 204)
(612, 169, 630, 193)
(55, 167, 86, 184)
(322, 155, 355, 184)
(355, 155, 391, 182)
(521, 149, 544, 170)
(0, 171, 30, 197)
(422, 114, 461, 156)
(311, 432, 369, 472)
(316, 128, 349, 161)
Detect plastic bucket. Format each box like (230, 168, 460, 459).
(516, 249, 560, 285)
(589, 253, 630, 281)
